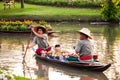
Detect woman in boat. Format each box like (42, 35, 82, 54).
(75, 28, 93, 62)
(27, 25, 51, 56)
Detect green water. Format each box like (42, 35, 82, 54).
(0, 22, 120, 80)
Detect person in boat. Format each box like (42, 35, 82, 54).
(48, 44, 68, 60)
(51, 44, 61, 57)
(27, 25, 51, 56)
(75, 28, 93, 62)
(52, 44, 67, 56)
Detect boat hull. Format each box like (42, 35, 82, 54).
(35, 54, 111, 72)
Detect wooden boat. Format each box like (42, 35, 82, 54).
(35, 54, 111, 72)
(36, 57, 109, 80)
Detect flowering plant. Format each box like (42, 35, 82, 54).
(0, 20, 52, 31)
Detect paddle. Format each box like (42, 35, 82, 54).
(23, 31, 33, 59)
(22, 27, 33, 79)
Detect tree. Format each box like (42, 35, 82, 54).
(21, 0, 24, 8)
(101, 0, 118, 22)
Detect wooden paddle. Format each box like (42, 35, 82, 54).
(23, 31, 33, 59)
(22, 29, 33, 79)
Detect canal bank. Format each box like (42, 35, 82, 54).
(0, 2, 104, 22)
(0, 15, 103, 22)
(0, 2, 119, 23)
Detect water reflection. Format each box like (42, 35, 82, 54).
(0, 33, 29, 51)
(103, 25, 120, 80)
(104, 24, 118, 45)
(0, 33, 35, 78)
(35, 59, 49, 80)
(103, 25, 117, 62)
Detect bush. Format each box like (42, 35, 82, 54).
(25, 0, 103, 8)
(0, 25, 27, 31)
(101, 0, 118, 22)
(72, 1, 101, 7)
(53, 1, 68, 6)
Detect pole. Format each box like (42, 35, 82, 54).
(23, 31, 32, 59)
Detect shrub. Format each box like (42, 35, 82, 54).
(25, 0, 103, 8)
(53, 1, 68, 6)
(101, 0, 118, 22)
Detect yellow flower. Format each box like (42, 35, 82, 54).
(100, 4, 105, 8)
(24, 20, 33, 25)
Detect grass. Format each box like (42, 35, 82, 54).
(13, 75, 31, 80)
(0, 70, 3, 74)
(0, 2, 101, 21)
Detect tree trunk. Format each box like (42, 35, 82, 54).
(21, 0, 24, 8)
(106, 0, 109, 2)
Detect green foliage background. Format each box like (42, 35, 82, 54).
(101, 0, 119, 21)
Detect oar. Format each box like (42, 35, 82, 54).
(23, 31, 33, 59)
(22, 30, 33, 79)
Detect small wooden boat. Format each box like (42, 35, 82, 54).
(35, 54, 111, 72)
(36, 57, 109, 80)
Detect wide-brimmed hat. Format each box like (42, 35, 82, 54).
(77, 28, 92, 39)
(33, 25, 47, 34)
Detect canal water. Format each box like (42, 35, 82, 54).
(0, 22, 120, 80)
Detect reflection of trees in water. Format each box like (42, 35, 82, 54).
(103, 25, 120, 80)
(0, 34, 28, 43)
(103, 25, 117, 60)
(103, 25, 117, 45)
(0, 34, 30, 50)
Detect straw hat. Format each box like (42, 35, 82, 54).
(77, 28, 92, 39)
(32, 25, 47, 34)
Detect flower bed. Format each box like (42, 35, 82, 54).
(0, 20, 52, 32)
